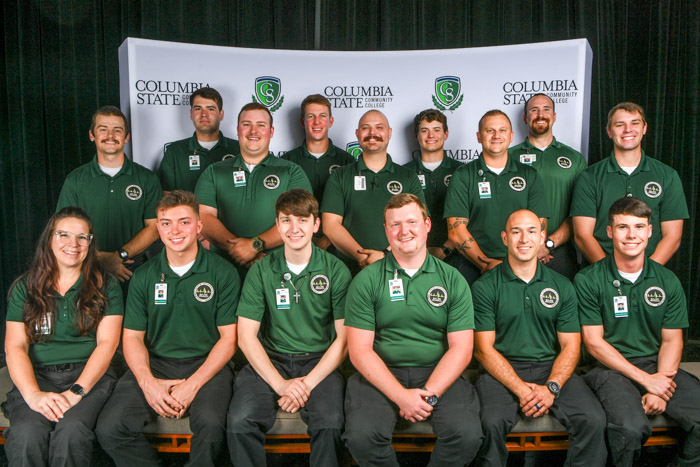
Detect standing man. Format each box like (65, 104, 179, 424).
(509, 93, 587, 279)
(571, 102, 688, 265)
(444, 109, 548, 284)
(96, 190, 240, 467)
(576, 197, 700, 466)
(343, 194, 482, 466)
(194, 102, 311, 274)
(472, 209, 606, 467)
(404, 109, 462, 262)
(227, 188, 350, 467)
(158, 87, 240, 193)
(56, 106, 162, 284)
(322, 110, 426, 273)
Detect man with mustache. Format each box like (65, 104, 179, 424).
(56, 106, 162, 286)
(322, 110, 426, 274)
(508, 93, 587, 279)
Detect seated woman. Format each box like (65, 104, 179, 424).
(4, 206, 123, 466)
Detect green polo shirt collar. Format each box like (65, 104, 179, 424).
(605, 150, 651, 175)
(383, 251, 437, 276)
(297, 138, 342, 160)
(230, 152, 276, 173)
(89, 154, 134, 178)
(187, 131, 233, 153)
(519, 136, 565, 152)
(477, 154, 519, 175)
(157, 243, 209, 280)
(358, 154, 396, 174)
(269, 245, 326, 275)
(500, 259, 547, 284)
(605, 255, 657, 285)
(414, 152, 451, 173)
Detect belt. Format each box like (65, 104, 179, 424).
(35, 362, 84, 372)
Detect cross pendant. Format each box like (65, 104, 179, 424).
(294, 291, 301, 303)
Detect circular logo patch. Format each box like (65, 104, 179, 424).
(329, 164, 340, 174)
(444, 174, 452, 187)
(644, 287, 666, 307)
(557, 156, 572, 169)
(194, 282, 215, 302)
(644, 181, 662, 199)
(222, 154, 235, 160)
(539, 288, 560, 308)
(263, 174, 281, 190)
(427, 286, 448, 307)
(386, 181, 403, 195)
(125, 185, 143, 200)
(310, 274, 330, 294)
(509, 177, 526, 192)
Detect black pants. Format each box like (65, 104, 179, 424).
(545, 242, 579, 281)
(584, 357, 700, 466)
(343, 366, 483, 467)
(227, 350, 344, 467)
(95, 355, 233, 467)
(3, 363, 117, 467)
(475, 361, 607, 466)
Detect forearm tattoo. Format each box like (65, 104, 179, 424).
(447, 217, 468, 231)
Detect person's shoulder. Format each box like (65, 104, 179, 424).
(575, 259, 607, 283)
(332, 145, 356, 162)
(131, 254, 161, 282)
(280, 145, 303, 161)
(130, 160, 159, 178)
(65, 160, 93, 179)
(541, 265, 575, 291)
(647, 259, 681, 285)
(163, 137, 190, 154)
(644, 154, 680, 175)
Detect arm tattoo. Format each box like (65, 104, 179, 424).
(456, 237, 474, 251)
(447, 217, 469, 231)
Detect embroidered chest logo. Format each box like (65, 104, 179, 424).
(194, 282, 215, 303)
(644, 287, 666, 307)
(263, 175, 281, 190)
(222, 154, 235, 160)
(644, 181, 662, 199)
(125, 185, 143, 201)
(444, 174, 452, 187)
(557, 157, 572, 169)
(427, 286, 448, 307)
(539, 288, 559, 308)
(310, 274, 330, 294)
(509, 177, 526, 192)
(386, 181, 403, 195)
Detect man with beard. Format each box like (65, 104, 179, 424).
(509, 94, 586, 279)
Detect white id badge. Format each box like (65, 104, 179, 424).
(354, 175, 366, 191)
(155, 283, 168, 305)
(520, 154, 535, 165)
(276, 288, 291, 309)
(388, 279, 405, 301)
(418, 174, 427, 189)
(37, 313, 51, 335)
(614, 296, 628, 318)
(233, 171, 247, 187)
(189, 155, 201, 170)
(478, 181, 492, 199)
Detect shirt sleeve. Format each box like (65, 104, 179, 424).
(142, 170, 162, 220)
(446, 271, 474, 332)
(471, 276, 496, 332)
(660, 273, 689, 329)
(214, 262, 240, 326)
(103, 275, 124, 317)
(569, 169, 597, 218)
(123, 270, 149, 331)
(158, 145, 176, 192)
(659, 170, 689, 222)
(194, 164, 219, 209)
(573, 270, 604, 326)
(527, 169, 550, 219)
(443, 166, 471, 219)
(56, 174, 79, 212)
(289, 163, 313, 192)
(555, 279, 580, 332)
(343, 271, 377, 331)
(320, 168, 345, 216)
(235, 261, 266, 322)
(6, 279, 27, 322)
(330, 260, 352, 320)
(405, 170, 430, 217)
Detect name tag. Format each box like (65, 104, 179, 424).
(233, 171, 246, 187)
(354, 176, 366, 191)
(276, 288, 291, 309)
(37, 314, 51, 335)
(389, 279, 405, 301)
(614, 295, 628, 318)
(155, 283, 168, 305)
(520, 154, 535, 165)
(189, 155, 200, 170)
(418, 174, 426, 189)
(478, 181, 492, 199)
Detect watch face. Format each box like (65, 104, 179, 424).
(252, 239, 263, 251)
(546, 381, 560, 395)
(425, 394, 438, 406)
(119, 249, 129, 260)
(546, 240, 555, 249)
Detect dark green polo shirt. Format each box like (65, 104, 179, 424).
(570, 151, 688, 255)
(281, 139, 355, 205)
(236, 245, 351, 354)
(403, 153, 464, 248)
(159, 131, 240, 192)
(56, 156, 162, 253)
(472, 261, 579, 362)
(7, 275, 123, 366)
(443, 157, 549, 259)
(344, 253, 473, 367)
(321, 154, 427, 253)
(575, 256, 688, 359)
(124, 245, 240, 359)
(509, 137, 586, 233)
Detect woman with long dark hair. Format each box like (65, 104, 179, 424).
(4, 207, 123, 466)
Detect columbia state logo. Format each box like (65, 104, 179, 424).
(263, 174, 281, 190)
(644, 181, 662, 199)
(387, 181, 403, 195)
(432, 76, 464, 112)
(329, 164, 340, 174)
(644, 287, 666, 307)
(557, 157, 572, 169)
(444, 174, 452, 186)
(222, 154, 235, 160)
(346, 141, 362, 159)
(310, 274, 330, 294)
(509, 177, 526, 192)
(194, 282, 214, 302)
(427, 286, 448, 307)
(539, 288, 559, 308)
(125, 185, 143, 201)
(252, 76, 284, 112)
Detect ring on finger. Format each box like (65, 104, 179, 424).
(535, 404, 541, 410)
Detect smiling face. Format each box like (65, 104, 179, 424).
(238, 109, 274, 159)
(190, 95, 223, 136)
(524, 94, 556, 137)
(477, 114, 513, 158)
(502, 210, 544, 264)
(356, 111, 392, 155)
(416, 118, 448, 154)
(607, 109, 647, 152)
(384, 202, 431, 261)
(276, 212, 319, 254)
(89, 114, 130, 160)
(51, 217, 91, 271)
(607, 213, 651, 261)
(157, 205, 202, 256)
(302, 102, 334, 143)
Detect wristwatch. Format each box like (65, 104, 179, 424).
(545, 381, 561, 399)
(421, 386, 438, 406)
(118, 248, 130, 261)
(69, 383, 86, 398)
(251, 236, 265, 253)
(545, 238, 555, 251)
(441, 245, 453, 257)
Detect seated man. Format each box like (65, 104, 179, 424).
(227, 188, 350, 466)
(576, 197, 700, 466)
(96, 191, 240, 467)
(343, 193, 482, 466)
(472, 209, 606, 466)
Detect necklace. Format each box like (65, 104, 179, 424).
(283, 273, 307, 304)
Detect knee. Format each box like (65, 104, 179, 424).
(609, 416, 651, 449)
(53, 417, 93, 441)
(582, 406, 607, 436)
(344, 417, 391, 455)
(190, 412, 226, 441)
(226, 404, 257, 434)
(5, 421, 50, 451)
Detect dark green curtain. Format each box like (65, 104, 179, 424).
(2, 0, 698, 337)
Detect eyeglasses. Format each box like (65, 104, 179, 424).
(53, 230, 93, 247)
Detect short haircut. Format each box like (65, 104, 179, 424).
(90, 105, 129, 134)
(190, 87, 223, 111)
(300, 94, 332, 119)
(608, 197, 652, 226)
(156, 190, 200, 217)
(523, 93, 555, 114)
(478, 109, 512, 131)
(413, 109, 448, 135)
(384, 193, 428, 221)
(607, 102, 647, 129)
(276, 189, 319, 219)
(238, 102, 273, 126)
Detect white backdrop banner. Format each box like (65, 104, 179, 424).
(118, 38, 593, 171)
